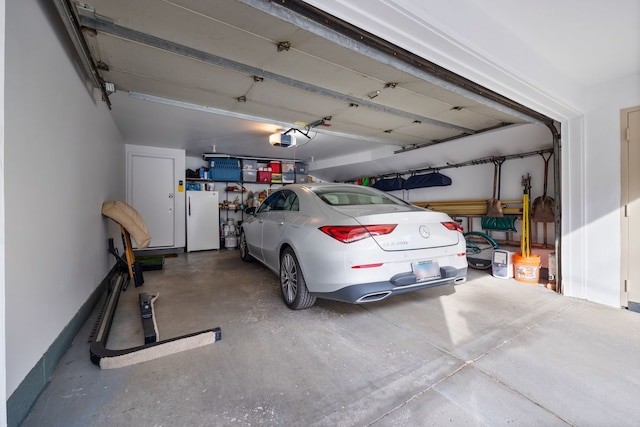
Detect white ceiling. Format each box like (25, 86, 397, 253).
(469, 0, 640, 87)
(58, 0, 639, 181)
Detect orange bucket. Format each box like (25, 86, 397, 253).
(513, 253, 541, 283)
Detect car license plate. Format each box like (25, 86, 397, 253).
(413, 260, 441, 282)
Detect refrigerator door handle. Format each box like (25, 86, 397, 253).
(188, 197, 191, 216)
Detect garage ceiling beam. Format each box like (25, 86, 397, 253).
(78, 15, 476, 136)
(127, 91, 409, 148)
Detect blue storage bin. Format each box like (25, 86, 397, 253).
(209, 158, 241, 182)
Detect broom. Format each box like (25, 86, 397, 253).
(521, 174, 531, 258)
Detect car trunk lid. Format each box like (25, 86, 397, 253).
(333, 205, 460, 251)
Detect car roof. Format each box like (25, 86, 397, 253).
(284, 182, 370, 191)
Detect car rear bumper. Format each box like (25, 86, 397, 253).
(310, 266, 467, 304)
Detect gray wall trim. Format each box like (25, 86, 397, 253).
(7, 265, 117, 427)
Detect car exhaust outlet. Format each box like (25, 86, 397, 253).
(357, 291, 392, 303)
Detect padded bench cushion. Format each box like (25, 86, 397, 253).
(101, 201, 151, 248)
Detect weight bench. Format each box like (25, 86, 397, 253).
(92, 201, 222, 369)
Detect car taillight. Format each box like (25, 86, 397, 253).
(352, 263, 384, 269)
(441, 221, 464, 232)
(319, 224, 397, 243)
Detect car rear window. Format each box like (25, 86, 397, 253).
(313, 187, 401, 206)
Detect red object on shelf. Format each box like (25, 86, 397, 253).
(269, 161, 281, 173)
(258, 170, 272, 182)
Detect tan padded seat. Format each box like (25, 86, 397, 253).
(101, 201, 151, 248)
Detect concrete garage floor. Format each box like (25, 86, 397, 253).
(21, 250, 640, 426)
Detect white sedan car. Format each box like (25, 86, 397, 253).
(239, 183, 467, 309)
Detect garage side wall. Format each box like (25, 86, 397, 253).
(5, 0, 125, 419)
(579, 73, 640, 306)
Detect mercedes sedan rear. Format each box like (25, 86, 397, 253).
(240, 183, 467, 309)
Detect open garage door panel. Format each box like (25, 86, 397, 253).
(55, 0, 552, 166)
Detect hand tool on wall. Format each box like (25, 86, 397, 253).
(521, 174, 532, 258)
(486, 157, 505, 217)
(531, 152, 555, 247)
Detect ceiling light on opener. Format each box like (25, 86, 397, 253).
(269, 132, 296, 147)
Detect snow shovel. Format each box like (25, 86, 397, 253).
(486, 157, 505, 217)
(531, 152, 555, 223)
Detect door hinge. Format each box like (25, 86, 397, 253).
(624, 279, 628, 292)
(627, 127, 631, 142)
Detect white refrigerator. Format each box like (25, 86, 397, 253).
(186, 191, 220, 251)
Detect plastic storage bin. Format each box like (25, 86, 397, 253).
(242, 159, 258, 170)
(269, 161, 281, 173)
(257, 170, 272, 182)
(295, 174, 308, 183)
(271, 173, 282, 183)
(282, 172, 295, 183)
(209, 158, 241, 182)
(282, 161, 295, 173)
(242, 169, 257, 182)
(295, 163, 308, 174)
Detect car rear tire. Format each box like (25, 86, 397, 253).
(280, 247, 316, 310)
(239, 231, 254, 262)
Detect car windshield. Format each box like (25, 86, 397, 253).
(312, 186, 403, 206)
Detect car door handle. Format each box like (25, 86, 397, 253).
(279, 221, 284, 226)
(259, 219, 264, 223)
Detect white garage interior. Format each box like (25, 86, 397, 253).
(69, 0, 553, 173)
(2, 0, 640, 425)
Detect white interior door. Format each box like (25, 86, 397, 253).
(621, 106, 640, 305)
(130, 154, 175, 247)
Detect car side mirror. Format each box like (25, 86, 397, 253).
(245, 206, 257, 215)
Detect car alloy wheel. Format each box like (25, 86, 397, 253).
(239, 232, 253, 262)
(280, 247, 316, 310)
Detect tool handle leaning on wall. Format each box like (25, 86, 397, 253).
(486, 157, 505, 217)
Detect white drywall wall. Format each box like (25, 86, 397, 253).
(0, 0, 6, 423)
(5, 0, 124, 396)
(578, 74, 640, 306)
